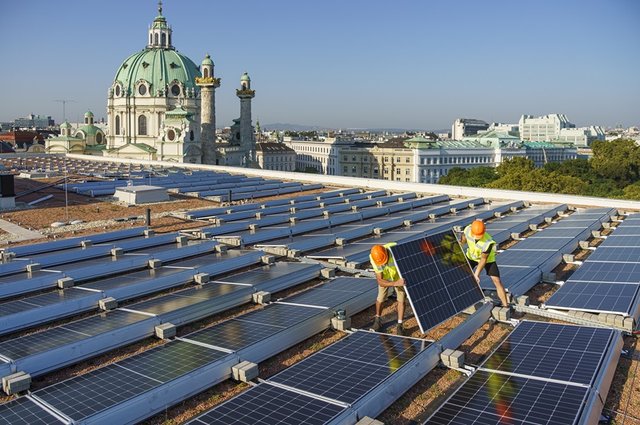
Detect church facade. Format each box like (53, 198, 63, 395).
(48, 2, 256, 165)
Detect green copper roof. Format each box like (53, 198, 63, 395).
(240, 72, 250, 81)
(84, 111, 94, 118)
(59, 121, 72, 129)
(114, 48, 200, 95)
(76, 124, 103, 137)
(202, 54, 214, 66)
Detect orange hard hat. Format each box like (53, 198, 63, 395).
(470, 220, 485, 238)
(371, 245, 389, 266)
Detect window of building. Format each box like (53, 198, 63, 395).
(363, 167, 368, 173)
(138, 84, 147, 96)
(138, 115, 147, 135)
(373, 167, 379, 175)
(96, 133, 103, 144)
(115, 116, 120, 135)
(167, 129, 176, 141)
(384, 157, 389, 162)
(351, 166, 357, 173)
(405, 157, 410, 163)
(343, 166, 348, 173)
(171, 84, 181, 96)
(406, 169, 410, 175)
(396, 168, 400, 174)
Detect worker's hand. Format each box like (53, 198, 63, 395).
(473, 273, 480, 284)
(395, 278, 405, 287)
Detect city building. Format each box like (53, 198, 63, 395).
(554, 126, 605, 147)
(339, 140, 415, 182)
(451, 118, 489, 140)
(46, 112, 107, 155)
(283, 137, 349, 175)
(13, 114, 54, 129)
(255, 143, 296, 171)
(518, 114, 604, 147)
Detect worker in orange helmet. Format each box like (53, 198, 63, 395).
(369, 243, 407, 336)
(460, 220, 509, 307)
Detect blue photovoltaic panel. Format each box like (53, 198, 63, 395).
(482, 321, 614, 385)
(569, 261, 640, 284)
(545, 281, 639, 314)
(270, 331, 427, 404)
(508, 237, 572, 251)
(587, 247, 640, 263)
(425, 371, 588, 425)
(186, 319, 284, 351)
(611, 226, 640, 236)
(0, 397, 63, 425)
(390, 232, 483, 333)
(598, 235, 637, 247)
(187, 384, 346, 425)
(496, 250, 555, 266)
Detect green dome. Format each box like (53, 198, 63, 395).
(240, 72, 250, 81)
(113, 48, 201, 96)
(84, 111, 94, 118)
(202, 54, 214, 66)
(60, 121, 72, 129)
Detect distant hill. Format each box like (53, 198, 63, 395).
(263, 123, 449, 133)
(262, 123, 327, 131)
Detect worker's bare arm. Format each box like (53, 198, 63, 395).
(375, 273, 405, 287)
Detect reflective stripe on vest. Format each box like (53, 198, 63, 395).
(369, 242, 400, 282)
(464, 226, 496, 262)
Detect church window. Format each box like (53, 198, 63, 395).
(167, 129, 176, 141)
(154, 33, 159, 45)
(138, 84, 147, 96)
(96, 133, 103, 144)
(203, 68, 209, 78)
(76, 132, 83, 139)
(171, 85, 181, 96)
(115, 116, 120, 135)
(190, 130, 194, 141)
(138, 115, 147, 135)
(115, 85, 121, 97)
(149, 34, 152, 45)
(161, 33, 166, 46)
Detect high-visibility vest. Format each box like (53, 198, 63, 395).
(369, 242, 400, 282)
(464, 225, 497, 262)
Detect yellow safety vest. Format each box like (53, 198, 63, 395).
(464, 225, 497, 262)
(369, 242, 400, 282)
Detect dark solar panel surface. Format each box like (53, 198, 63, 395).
(0, 310, 148, 359)
(271, 332, 427, 404)
(282, 289, 357, 308)
(496, 250, 555, 266)
(129, 283, 245, 315)
(235, 304, 323, 328)
(34, 364, 160, 421)
(534, 228, 589, 238)
(188, 384, 345, 425)
(0, 288, 90, 316)
(611, 226, 640, 236)
(186, 319, 283, 351)
(117, 340, 227, 382)
(569, 262, 640, 284)
(82, 267, 189, 291)
(425, 371, 588, 425)
(0, 397, 62, 425)
(217, 263, 315, 285)
(587, 247, 640, 263)
(509, 237, 573, 251)
(390, 232, 483, 333)
(545, 281, 639, 314)
(482, 321, 614, 385)
(599, 235, 637, 247)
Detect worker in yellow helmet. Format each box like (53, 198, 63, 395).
(369, 243, 407, 336)
(460, 220, 509, 307)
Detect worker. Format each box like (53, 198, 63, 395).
(460, 220, 509, 307)
(369, 243, 407, 336)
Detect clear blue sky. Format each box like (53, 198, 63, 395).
(1, 0, 638, 130)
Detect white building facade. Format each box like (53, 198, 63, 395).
(451, 118, 489, 140)
(283, 137, 349, 175)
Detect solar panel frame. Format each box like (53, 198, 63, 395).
(390, 232, 484, 333)
(0, 397, 65, 425)
(586, 246, 640, 263)
(569, 261, 640, 284)
(545, 281, 640, 315)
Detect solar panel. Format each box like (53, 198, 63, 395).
(390, 232, 484, 333)
(187, 384, 347, 425)
(545, 281, 639, 314)
(0, 397, 63, 425)
(185, 319, 284, 351)
(282, 289, 359, 308)
(597, 235, 637, 247)
(235, 304, 323, 328)
(611, 226, 640, 236)
(425, 371, 588, 425)
(509, 237, 574, 251)
(270, 331, 427, 404)
(535, 228, 591, 238)
(496, 250, 555, 266)
(481, 321, 614, 385)
(569, 261, 640, 284)
(587, 247, 640, 263)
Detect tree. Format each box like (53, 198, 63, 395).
(438, 166, 497, 187)
(495, 157, 534, 179)
(623, 182, 640, 200)
(590, 138, 640, 184)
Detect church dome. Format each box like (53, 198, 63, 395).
(113, 48, 200, 97)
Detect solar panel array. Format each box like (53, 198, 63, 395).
(189, 331, 430, 424)
(545, 213, 640, 316)
(426, 321, 620, 425)
(480, 207, 615, 296)
(390, 231, 484, 333)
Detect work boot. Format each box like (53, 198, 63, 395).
(395, 323, 406, 336)
(371, 317, 382, 332)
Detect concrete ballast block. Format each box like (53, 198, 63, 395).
(194, 273, 210, 284)
(176, 236, 189, 246)
(81, 240, 92, 248)
(148, 259, 162, 269)
(215, 245, 227, 253)
(356, 417, 385, 425)
(516, 296, 529, 306)
(26, 263, 41, 273)
(2, 372, 31, 395)
(232, 361, 258, 383)
(111, 247, 123, 257)
(331, 316, 351, 331)
(623, 317, 635, 331)
(99, 297, 117, 311)
(614, 316, 625, 328)
(57, 277, 74, 289)
(261, 255, 275, 264)
(449, 350, 465, 369)
(440, 348, 455, 367)
(144, 229, 155, 237)
(155, 323, 176, 339)
(498, 307, 512, 321)
(320, 268, 335, 279)
(252, 291, 271, 305)
(491, 307, 503, 321)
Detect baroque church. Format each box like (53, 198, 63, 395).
(47, 1, 256, 166)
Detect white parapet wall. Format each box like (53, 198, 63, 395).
(65, 154, 640, 210)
